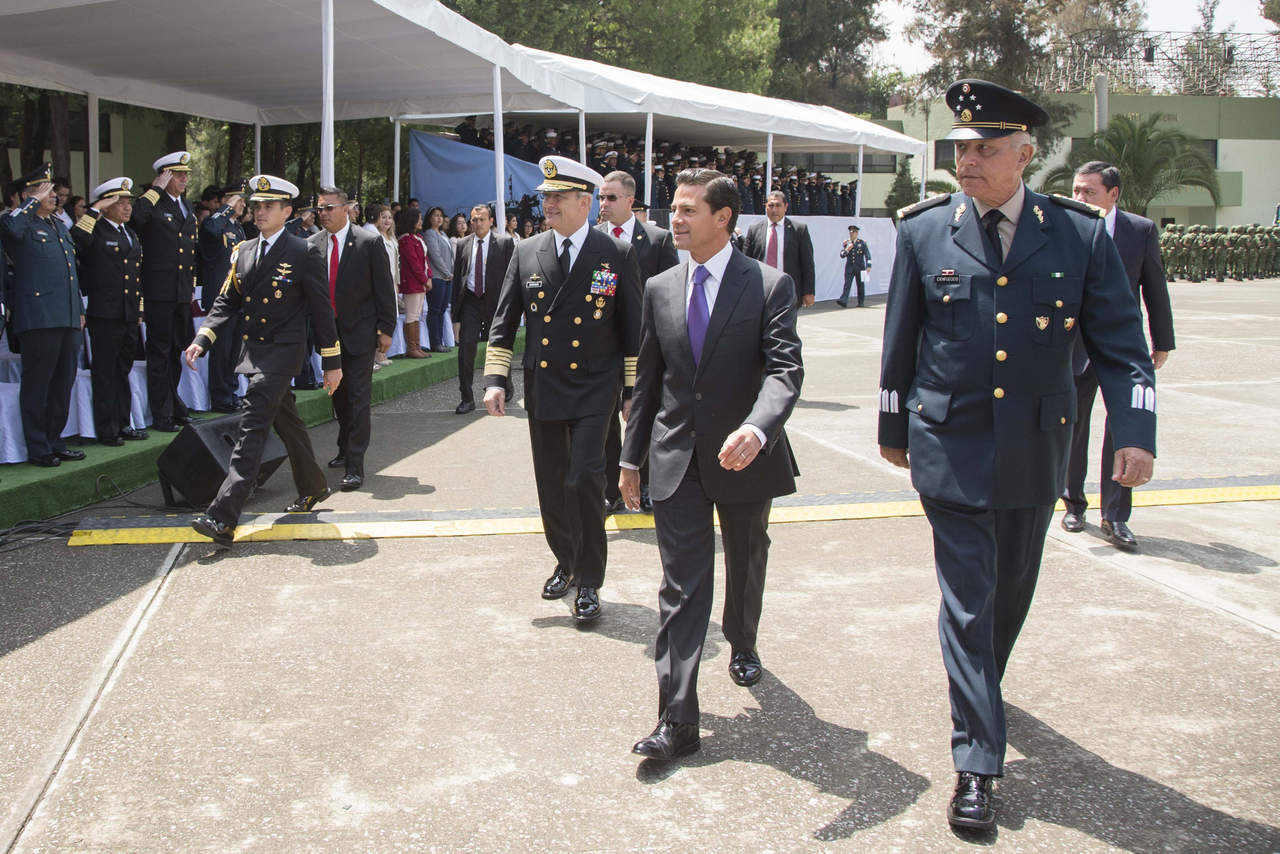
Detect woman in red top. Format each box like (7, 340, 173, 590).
(395, 208, 432, 359)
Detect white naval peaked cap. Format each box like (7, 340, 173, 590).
(91, 176, 136, 202)
(536, 156, 604, 194)
(247, 174, 300, 202)
(152, 151, 192, 172)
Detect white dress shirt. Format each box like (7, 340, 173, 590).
(608, 216, 636, 243)
(1104, 204, 1118, 238)
(168, 192, 189, 220)
(467, 232, 490, 293)
(552, 220, 592, 271)
(326, 221, 351, 266)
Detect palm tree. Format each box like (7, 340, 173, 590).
(1037, 113, 1220, 217)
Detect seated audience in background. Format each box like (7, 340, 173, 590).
(395, 207, 432, 359)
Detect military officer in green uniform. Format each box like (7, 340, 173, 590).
(878, 80, 1156, 832)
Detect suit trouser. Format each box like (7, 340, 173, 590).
(144, 299, 191, 422)
(294, 315, 318, 388)
(922, 496, 1053, 776)
(840, 269, 864, 305)
(207, 371, 327, 526)
(526, 388, 609, 588)
(207, 314, 244, 409)
(1063, 363, 1132, 522)
(17, 327, 80, 459)
(455, 290, 485, 403)
(653, 454, 772, 723)
(332, 349, 374, 477)
(87, 317, 138, 440)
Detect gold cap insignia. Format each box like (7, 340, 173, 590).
(257, 177, 271, 191)
(1064, 317, 1075, 330)
(960, 108, 973, 123)
(179, 153, 191, 165)
(121, 178, 132, 190)
(542, 161, 558, 178)
(1036, 316, 1050, 330)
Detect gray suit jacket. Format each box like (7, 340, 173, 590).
(622, 246, 803, 503)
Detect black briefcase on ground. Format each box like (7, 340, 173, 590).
(156, 413, 287, 508)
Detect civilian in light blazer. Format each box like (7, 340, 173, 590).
(309, 186, 397, 492)
(742, 189, 815, 307)
(1061, 162, 1175, 549)
(622, 169, 803, 761)
(451, 204, 514, 413)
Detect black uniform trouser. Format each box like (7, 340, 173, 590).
(87, 317, 138, 440)
(526, 376, 609, 588)
(207, 314, 244, 409)
(206, 371, 327, 527)
(840, 269, 864, 306)
(1063, 363, 1131, 523)
(294, 316, 318, 388)
(333, 349, 374, 477)
(455, 289, 485, 404)
(17, 327, 80, 459)
(144, 299, 191, 422)
(603, 392, 647, 503)
(922, 496, 1054, 777)
(653, 454, 771, 723)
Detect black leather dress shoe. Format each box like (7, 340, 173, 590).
(29, 454, 60, 468)
(285, 487, 332, 513)
(120, 427, 148, 441)
(99, 436, 124, 447)
(632, 720, 700, 760)
(542, 566, 573, 599)
(55, 449, 86, 461)
(604, 496, 626, 515)
(1102, 519, 1138, 548)
(572, 586, 602, 622)
(728, 649, 763, 686)
(327, 454, 346, 469)
(152, 419, 180, 432)
(192, 514, 234, 546)
(455, 400, 476, 414)
(340, 473, 363, 492)
(174, 414, 194, 426)
(1061, 512, 1085, 533)
(947, 772, 995, 830)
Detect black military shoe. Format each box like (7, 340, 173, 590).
(28, 454, 60, 468)
(454, 400, 476, 414)
(632, 720, 700, 760)
(55, 449, 86, 461)
(572, 586, 602, 622)
(542, 566, 573, 600)
(99, 436, 125, 447)
(340, 474, 363, 492)
(604, 496, 626, 515)
(1102, 519, 1138, 548)
(947, 772, 995, 830)
(120, 427, 148, 440)
(327, 454, 346, 469)
(1061, 512, 1085, 533)
(728, 649, 763, 686)
(192, 514, 234, 546)
(152, 418, 180, 432)
(285, 487, 332, 513)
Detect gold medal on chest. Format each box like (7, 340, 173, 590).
(1035, 316, 1050, 330)
(593, 309, 603, 320)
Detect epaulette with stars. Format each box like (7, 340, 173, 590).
(896, 193, 951, 221)
(1049, 194, 1105, 218)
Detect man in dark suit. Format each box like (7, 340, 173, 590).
(132, 151, 199, 431)
(451, 203, 514, 414)
(1061, 161, 1175, 548)
(184, 175, 343, 546)
(199, 180, 248, 413)
(743, 191, 815, 308)
(483, 156, 643, 623)
(309, 185, 396, 492)
(879, 81, 1157, 831)
(596, 170, 680, 512)
(0, 164, 87, 467)
(622, 168, 802, 761)
(72, 177, 148, 446)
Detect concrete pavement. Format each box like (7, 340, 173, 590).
(1, 280, 1277, 852)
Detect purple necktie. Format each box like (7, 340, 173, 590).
(688, 264, 710, 365)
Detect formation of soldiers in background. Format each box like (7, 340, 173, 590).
(1161, 223, 1280, 282)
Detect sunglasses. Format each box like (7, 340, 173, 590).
(600, 194, 630, 203)
(315, 203, 344, 212)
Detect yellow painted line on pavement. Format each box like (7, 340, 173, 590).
(68, 484, 1279, 546)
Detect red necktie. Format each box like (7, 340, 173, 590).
(612, 225, 623, 239)
(474, 236, 484, 298)
(765, 223, 779, 268)
(329, 234, 339, 310)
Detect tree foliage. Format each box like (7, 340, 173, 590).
(1265, 0, 1280, 27)
(1036, 113, 1220, 217)
(768, 0, 888, 113)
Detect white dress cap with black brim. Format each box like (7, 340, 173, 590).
(91, 177, 136, 203)
(537, 156, 604, 194)
(152, 151, 193, 172)
(247, 174, 300, 203)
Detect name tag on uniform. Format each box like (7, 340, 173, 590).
(105, 240, 119, 247)
(525, 274, 542, 289)
(935, 268, 960, 285)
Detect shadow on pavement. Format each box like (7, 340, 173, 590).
(531, 601, 726, 664)
(1000, 704, 1280, 851)
(794, 398, 858, 412)
(1081, 527, 1278, 574)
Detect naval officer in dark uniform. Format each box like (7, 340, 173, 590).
(0, 164, 86, 467)
(199, 179, 249, 413)
(483, 156, 643, 622)
(72, 177, 148, 446)
(132, 150, 199, 431)
(878, 80, 1157, 831)
(183, 175, 343, 546)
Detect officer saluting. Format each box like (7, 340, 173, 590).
(878, 80, 1157, 831)
(199, 179, 248, 413)
(72, 177, 149, 446)
(183, 175, 343, 546)
(483, 156, 643, 622)
(132, 150, 199, 431)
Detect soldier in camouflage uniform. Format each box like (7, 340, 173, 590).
(1160, 224, 1179, 280)
(1210, 226, 1228, 281)
(1181, 225, 1202, 282)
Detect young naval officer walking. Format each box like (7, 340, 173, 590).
(183, 176, 343, 546)
(878, 80, 1157, 830)
(621, 169, 802, 760)
(482, 156, 643, 622)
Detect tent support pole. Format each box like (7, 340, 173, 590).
(86, 93, 99, 193)
(578, 111, 587, 166)
(765, 133, 774, 191)
(253, 123, 261, 173)
(644, 112, 653, 205)
(392, 118, 401, 202)
(320, 0, 335, 186)
(492, 64, 505, 213)
(855, 144, 863, 217)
